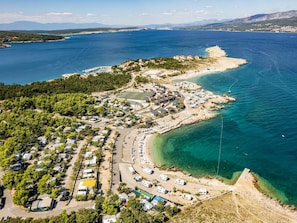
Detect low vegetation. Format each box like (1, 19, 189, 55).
(169, 192, 296, 223)
(0, 31, 63, 43)
(147, 57, 186, 70)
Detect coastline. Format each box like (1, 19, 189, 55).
(170, 45, 247, 81)
(125, 46, 297, 219)
(7, 38, 66, 44)
(60, 28, 143, 36)
(0, 43, 11, 48)
(1, 43, 296, 220)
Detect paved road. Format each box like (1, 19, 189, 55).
(110, 128, 125, 193)
(0, 195, 94, 219)
(110, 127, 136, 193)
(64, 139, 87, 189)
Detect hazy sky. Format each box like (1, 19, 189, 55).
(1, 0, 297, 25)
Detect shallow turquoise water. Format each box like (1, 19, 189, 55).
(1, 30, 297, 206)
(151, 32, 297, 206)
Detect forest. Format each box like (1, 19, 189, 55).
(0, 31, 63, 43)
(0, 92, 99, 206)
(0, 73, 131, 100)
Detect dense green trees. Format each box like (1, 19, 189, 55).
(13, 189, 30, 206)
(2, 170, 21, 189)
(37, 174, 52, 195)
(147, 57, 186, 70)
(0, 72, 131, 100)
(117, 197, 154, 223)
(0, 99, 79, 170)
(135, 75, 150, 84)
(102, 196, 120, 215)
(0, 92, 89, 206)
(0, 31, 63, 43)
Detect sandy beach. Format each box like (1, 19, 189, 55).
(117, 46, 297, 221)
(119, 47, 243, 200)
(171, 45, 247, 81)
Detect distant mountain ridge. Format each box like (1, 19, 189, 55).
(0, 10, 296, 33)
(226, 10, 297, 24)
(183, 10, 297, 33)
(0, 21, 110, 31)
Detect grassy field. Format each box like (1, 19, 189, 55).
(169, 192, 297, 223)
(118, 91, 148, 101)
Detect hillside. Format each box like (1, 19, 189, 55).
(182, 10, 297, 33)
(0, 21, 108, 31)
(169, 193, 297, 223)
(170, 169, 297, 223)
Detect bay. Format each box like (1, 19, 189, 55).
(1, 30, 297, 206)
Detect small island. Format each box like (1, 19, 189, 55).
(0, 31, 64, 48)
(0, 46, 296, 222)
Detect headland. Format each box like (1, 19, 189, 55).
(117, 46, 297, 221)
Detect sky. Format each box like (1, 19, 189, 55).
(1, 0, 297, 25)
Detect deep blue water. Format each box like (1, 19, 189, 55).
(0, 30, 208, 84)
(1, 30, 297, 206)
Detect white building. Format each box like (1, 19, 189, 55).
(198, 188, 208, 195)
(143, 168, 153, 175)
(142, 180, 152, 188)
(141, 199, 153, 211)
(82, 169, 95, 179)
(30, 195, 54, 212)
(77, 181, 88, 196)
(156, 186, 168, 194)
(159, 174, 169, 181)
(182, 194, 193, 200)
(175, 178, 186, 186)
(84, 156, 97, 167)
(102, 215, 117, 223)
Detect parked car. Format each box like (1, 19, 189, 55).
(0, 186, 3, 197)
(0, 197, 6, 209)
(60, 191, 71, 201)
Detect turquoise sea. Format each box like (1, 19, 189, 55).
(1, 30, 297, 206)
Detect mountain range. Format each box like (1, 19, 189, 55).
(0, 21, 110, 31)
(225, 10, 297, 24)
(0, 10, 296, 33)
(181, 10, 297, 32)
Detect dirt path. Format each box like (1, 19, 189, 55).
(231, 193, 243, 220)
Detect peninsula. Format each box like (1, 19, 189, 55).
(0, 31, 64, 48)
(1, 46, 296, 222)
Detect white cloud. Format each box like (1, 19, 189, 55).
(47, 12, 73, 16)
(86, 13, 96, 17)
(0, 12, 42, 23)
(163, 9, 177, 16)
(140, 12, 150, 16)
(195, 9, 208, 15)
